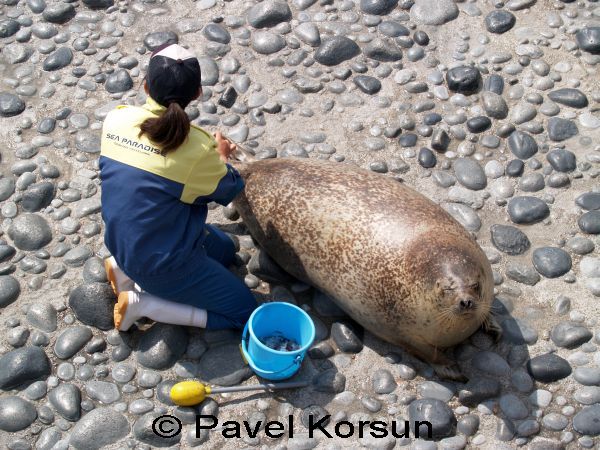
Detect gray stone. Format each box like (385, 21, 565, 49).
(294, 23, 320, 47)
(74, 132, 101, 154)
(197, 341, 252, 386)
(85, 381, 121, 404)
(143, 31, 178, 51)
(6, 214, 51, 251)
(42, 47, 73, 71)
(133, 412, 181, 446)
(411, 0, 459, 25)
(137, 323, 188, 370)
(331, 322, 363, 353)
(82, 257, 108, 283)
(68, 283, 116, 330)
(0, 19, 20, 38)
(507, 196, 550, 224)
(247, 0, 291, 28)
(499, 394, 529, 420)
(576, 193, 600, 211)
(506, 262, 540, 286)
(42, 3, 75, 23)
(543, 413, 568, 431)
(27, 302, 57, 332)
(575, 27, 600, 55)
(481, 92, 508, 119)
(360, 0, 398, 15)
(443, 203, 481, 232)
(54, 326, 93, 359)
(409, 398, 456, 439)
(0, 346, 51, 389)
(573, 404, 600, 436)
(313, 369, 346, 393)
(314, 36, 360, 66)
(547, 117, 578, 142)
(508, 131, 537, 159)
(354, 76, 381, 95)
(527, 353, 572, 382)
(105, 69, 133, 93)
(485, 10, 516, 34)
(418, 381, 455, 402)
(69, 408, 129, 449)
(0, 396, 37, 432)
(574, 386, 600, 405)
(459, 378, 501, 406)
(547, 149, 576, 173)
(532, 247, 572, 278)
(0, 177, 16, 201)
(203, 23, 230, 44)
(472, 351, 510, 376)
(579, 211, 600, 234)
(198, 57, 219, 86)
(0, 276, 20, 308)
(0, 93, 26, 117)
(251, 31, 286, 54)
(550, 322, 592, 349)
(548, 88, 588, 108)
(446, 66, 481, 95)
(490, 224, 530, 255)
(454, 158, 486, 190)
(49, 383, 81, 421)
(372, 369, 396, 394)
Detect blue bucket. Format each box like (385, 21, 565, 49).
(241, 302, 315, 381)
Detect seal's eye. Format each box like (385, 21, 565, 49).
(470, 282, 480, 295)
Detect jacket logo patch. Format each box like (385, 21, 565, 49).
(105, 133, 162, 155)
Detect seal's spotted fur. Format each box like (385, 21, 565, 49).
(233, 158, 500, 380)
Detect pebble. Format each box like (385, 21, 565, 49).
(446, 66, 481, 95)
(410, 0, 458, 25)
(575, 27, 600, 55)
(27, 302, 57, 332)
(251, 31, 286, 55)
(507, 131, 538, 159)
(7, 213, 53, 250)
(472, 351, 510, 376)
(527, 353, 572, 382)
(485, 10, 516, 34)
(313, 369, 346, 393)
(69, 408, 129, 450)
(548, 88, 588, 108)
(143, 31, 178, 51)
(408, 398, 456, 439)
(372, 369, 396, 394)
(247, 0, 291, 28)
(49, 383, 81, 421)
(0, 346, 51, 389)
(0, 396, 37, 432)
(314, 36, 361, 66)
(579, 211, 600, 234)
(550, 322, 593, 349)
(532, 247, 572, 278)
(573, 404, 600, 436)
(507, 196, 550, 224)
(547, 117, 578, 142)
(453, 158, 486, 190)
(331, 322, 363, 353)
(0, 93, 26, 117)
(54, 326, 93, 359)
(68, 283, 115, 331)
(85, 381, 121, 404)
(105, 69, 133, 93)
(0, 276, 21, 307)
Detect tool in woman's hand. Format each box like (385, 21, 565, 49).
(170, 380, 310, 406)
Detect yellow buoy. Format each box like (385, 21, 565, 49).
(170, 381, 211, 406)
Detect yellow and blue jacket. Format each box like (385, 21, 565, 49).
(99, 96, 244, 280)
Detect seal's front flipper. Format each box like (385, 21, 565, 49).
(431, 363, 468, 383)
(482, 314, 503, 343)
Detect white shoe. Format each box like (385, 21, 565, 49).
(114, 291, 208, 331)
(104, 257, 136, 296)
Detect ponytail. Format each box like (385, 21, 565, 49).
(138, 102, 190, 154)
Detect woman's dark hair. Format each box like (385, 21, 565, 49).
(138, 102, 190, 154)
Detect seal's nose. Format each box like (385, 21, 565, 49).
(459, 297, 474, 310)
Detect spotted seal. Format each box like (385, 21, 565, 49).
(232, 157, 501, 380)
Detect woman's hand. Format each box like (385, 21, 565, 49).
(214, 131, 237, 163)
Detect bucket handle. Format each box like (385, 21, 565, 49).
(241, 326, 304, 376)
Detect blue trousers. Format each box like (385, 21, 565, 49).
(135, 224, 257, 330)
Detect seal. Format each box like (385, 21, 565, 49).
(232, 157, 501, 380)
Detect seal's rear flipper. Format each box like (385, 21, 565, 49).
(432, 363, 468, 383)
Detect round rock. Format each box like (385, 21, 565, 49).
(54, 326, 93, 359)
(314, 36, 360, 66)
(105, 69, 133, 93)
(532, 247, 572, 278)
(247, 0, 292, 28)
(551, 322, 593, 349)
(0, 93, 26, 118)
(573, 405, 600, 436)
(360, 0, 398, 15)
(68, 283, 116, 331)
(136, 323, 188, 370)
(69, 408, 129, 450)
(408, 398, 456, 439)
(0, 396, 37, 432)
(579, 211, 600, 234)
(526, 353, 572, 382)
(547, 149, 576, 173)
(410, 0, 459, 25)
(507, 131, 537, 159)
(7, 214, 52, 250)
(446, 66, 481, 95)
(485, 10, 516, 34)
(251, 31, 286, 55)
(143, 31, 178, 51)
(507, 197, 550, 224)
(48, 383, 81, 421)
(0, 276, 21, 308)
(575, 27, 600, 55)
(0, 346, 51, 389)
(454, 158, 486, 190)
(490, 224, 530, 255)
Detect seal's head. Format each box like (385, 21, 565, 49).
(423, 246, 493, 329)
